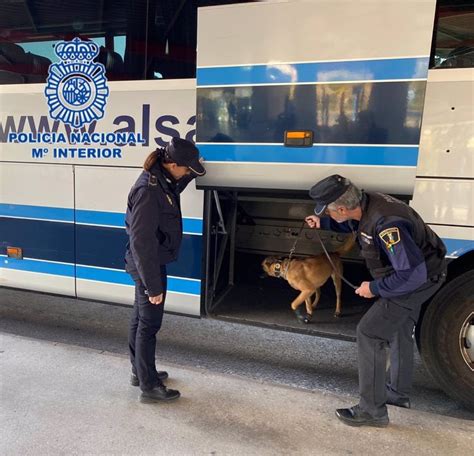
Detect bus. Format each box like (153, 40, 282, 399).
(1, 0, 473, 409)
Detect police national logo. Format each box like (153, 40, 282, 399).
(44, 38, 109, 128)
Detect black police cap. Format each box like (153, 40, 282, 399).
(166, 137, 206, 176)
(309, 174, 351, 215)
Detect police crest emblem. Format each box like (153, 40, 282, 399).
(379, 227, 400, 253)
(44, 38, 109, 128)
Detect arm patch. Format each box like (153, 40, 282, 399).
(379, 227, 400, 252)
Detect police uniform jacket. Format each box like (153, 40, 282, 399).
(124, 161, 193, 296)
(321, 192, 446, 298)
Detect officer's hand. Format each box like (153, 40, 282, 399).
(149, 294, 163, 305)
(305, 215, 321, 229)
(355, 282, 375, 299)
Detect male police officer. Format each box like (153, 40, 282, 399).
(125, 137, 205, 403)
(305, 175, 446, 427)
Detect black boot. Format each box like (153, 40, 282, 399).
(386, 397, 411, 409)
(335, 405, 389, 428)
(131, 371, 168, 387)
(140, 384, 180, 403)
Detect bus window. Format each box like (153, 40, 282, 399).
(431, 0, 474, 69)
(0, 0, 258, 84)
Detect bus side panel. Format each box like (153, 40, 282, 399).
(0, 162, 75, 295)
(74, 166, 203, 316)
(196, 0, 437, 193)
(412, 68, 474, 257)
(0, 80, 197, 166)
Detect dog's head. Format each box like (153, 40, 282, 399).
(261, 256, 285, 278)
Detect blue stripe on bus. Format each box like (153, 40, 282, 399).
(0, 217, 75, 263)
(1, 204, 203, 234)
(197, 57, 429, 86)
(197, 144, 418, 166)
(0, 218, 202, 280)
(0, 256, 75, 277)
(0, 203, 74, 222)
(76, 209, 125, 227)
(443, 238, 474, 257)
(77, 210, 202, 233)
(75, 224, 202, 279)
(76, 265, 201, 295)
(183, 218, 203, 234)
(0, 257, 200, 295)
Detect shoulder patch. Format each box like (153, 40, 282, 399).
(379, 227, 400, 252)
(148, 174, 158, 187)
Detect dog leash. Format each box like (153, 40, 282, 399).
(283, 221, 359, 290)
(313, 229, 358, 290)
(280, 221, 307, 278)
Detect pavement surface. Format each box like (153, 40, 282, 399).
(2, 333, 473, 456)
(1, 288, 472, 421)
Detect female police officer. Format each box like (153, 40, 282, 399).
(124, 137, 205, 403)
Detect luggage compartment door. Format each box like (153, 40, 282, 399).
(74, 166, 204, 316)
(196, 0, 437, 195)
(0, 162, 75, 296)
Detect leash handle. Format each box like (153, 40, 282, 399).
(314, 229, 358, 290)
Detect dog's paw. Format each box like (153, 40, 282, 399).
(334, 312, 342, 318)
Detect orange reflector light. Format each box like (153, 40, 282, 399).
(286, 131, 311, 139)
(7, 247, 23, 259)
(284, 130, 313, 147)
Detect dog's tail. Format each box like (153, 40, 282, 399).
(336, 234, 356, 255)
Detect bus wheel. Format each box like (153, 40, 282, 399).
(419, 270, 474, 410)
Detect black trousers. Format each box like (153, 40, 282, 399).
(128, 266, 167, 392)
(356, 275, 445, 417)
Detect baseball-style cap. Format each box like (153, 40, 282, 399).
(309, 174, 351, 215)
(166, 137, 206, 176)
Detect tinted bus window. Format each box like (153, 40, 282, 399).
(431, 0, 474, 69)
(0, 0, 257, 84)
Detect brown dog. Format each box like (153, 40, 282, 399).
(261, 236, 354, 322)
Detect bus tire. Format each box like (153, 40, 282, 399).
(419, 270, 474, 410)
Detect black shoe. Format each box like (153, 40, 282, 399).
(130, 371, 168, 387)
(386, 397, 411, 409)
(335, 405, 389, 428)
(140, 385, 180, 403)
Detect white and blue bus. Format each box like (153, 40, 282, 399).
(1, 0, 473, 408)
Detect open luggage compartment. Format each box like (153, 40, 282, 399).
(202, 189, 374, 341)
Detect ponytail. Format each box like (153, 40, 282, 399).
(143, 148, 174, 171)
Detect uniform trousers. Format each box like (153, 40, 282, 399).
(357, 274, 445, 417)
(128, 265, 167, 392)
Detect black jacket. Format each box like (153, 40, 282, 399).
(358, 192, 446, 281)
(124, 162, 193, 295)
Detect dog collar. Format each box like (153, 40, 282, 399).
(274, 259, 290, 280)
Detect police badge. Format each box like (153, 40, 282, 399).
(379, 227, 400, 254)
(44, 37, 109, 128)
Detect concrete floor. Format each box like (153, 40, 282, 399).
(1, 333, 473, 456)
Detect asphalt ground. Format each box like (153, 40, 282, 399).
(1, 287, 472, 422)
(2, 332, 473, 456)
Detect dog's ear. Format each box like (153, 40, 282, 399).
(261, 257, 275, 272)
